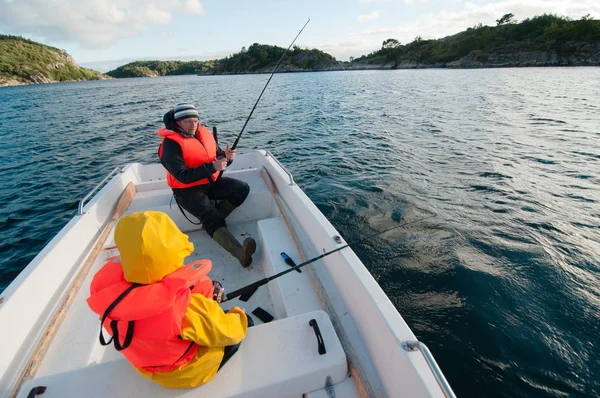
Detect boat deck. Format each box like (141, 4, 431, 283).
(24, 166, 355, 398)
(2, 152, 451, 398)
(35, 221, 281, 377)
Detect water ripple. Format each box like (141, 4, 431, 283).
(1, 69, 599, 397)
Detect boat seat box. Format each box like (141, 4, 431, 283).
(18, 310, 347, 398)
(127, 168, 278, 231)
(257, 217, 323, 318)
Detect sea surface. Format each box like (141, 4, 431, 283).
(1, 68, 599, 397)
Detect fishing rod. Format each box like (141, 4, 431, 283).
(221, 209, 437, 303)
(231, 18, 310, 151)
(214, 19, 310, 180)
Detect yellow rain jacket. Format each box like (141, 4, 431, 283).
(87, 211, 247, 389)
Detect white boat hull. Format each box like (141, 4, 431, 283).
(0, 150, 453, 398)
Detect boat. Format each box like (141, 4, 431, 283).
(0, 150, 455, 398)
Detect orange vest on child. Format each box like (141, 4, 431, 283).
(87, 256, 214, 373)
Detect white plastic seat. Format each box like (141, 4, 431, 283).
(257, 217, 323, 318)
(18, 310, 347, 398)
(125, 168, 276, 232)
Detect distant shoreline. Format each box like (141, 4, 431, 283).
(4, 64, 600, 88)
(194, 63, 600, 76)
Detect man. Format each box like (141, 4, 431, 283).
(157, 103, 256, 267)
(87, 211, 252, 388)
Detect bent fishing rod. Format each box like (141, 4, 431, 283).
(232, 18, 310, 150)
(221, 209, 437, 303)
(215, 18, 310, 178)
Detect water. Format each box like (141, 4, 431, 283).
(1, 68, 599, 397)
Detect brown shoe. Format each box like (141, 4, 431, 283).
(240, 237, 257, 268)
(212, 227, 256, 267)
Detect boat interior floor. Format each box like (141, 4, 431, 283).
(24, 170, 356, 397)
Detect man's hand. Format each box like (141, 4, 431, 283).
(225, 144, 236, 161)
(213, 157, 228, 171)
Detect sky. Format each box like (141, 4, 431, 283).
(1, 0, 598, 72)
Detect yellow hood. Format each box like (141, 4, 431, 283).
(115, 211, 194, 284)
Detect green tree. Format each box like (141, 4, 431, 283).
(382, 38, 400, 49)
(496, 13, 515, 26)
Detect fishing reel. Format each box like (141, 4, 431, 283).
(212, 281, 224, 303)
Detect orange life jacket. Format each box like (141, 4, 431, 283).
(87, 256, 214, 373)
(157, 126, 220, 189)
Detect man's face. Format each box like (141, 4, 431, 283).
(177, 117, 199, 135)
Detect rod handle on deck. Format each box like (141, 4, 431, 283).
(223, 279, 268, 302)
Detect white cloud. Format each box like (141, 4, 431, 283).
(445, 2, 585, 36)
(358, 11, 381, 22)
(0, 0, 206, 48)
(358, 0, 600, 46)
(316, 0, 600, 60)
(359, 0, 426, 4)
(182, 0, 205, 15)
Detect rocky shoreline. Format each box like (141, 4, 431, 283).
(0, 75, 112, 87)
(4, 58, 598, 87)
(349, 41, 600, 70)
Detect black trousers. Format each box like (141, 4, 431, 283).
(217, 314, 254, 371)
(173, 177, 250, 237)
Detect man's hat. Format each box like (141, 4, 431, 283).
(174, 103, 199, 121)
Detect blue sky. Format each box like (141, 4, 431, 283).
(1, 0, 598, 72)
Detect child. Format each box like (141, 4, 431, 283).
(87, 211, 249, 388)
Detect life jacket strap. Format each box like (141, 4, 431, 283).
(172, 194, 203, 226)
(109, 319, 135, 351)
(99, 283, 141, 351)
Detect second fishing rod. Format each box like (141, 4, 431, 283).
(221, 209, 437, 303)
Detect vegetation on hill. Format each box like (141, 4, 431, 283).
(107, 14, 600, 78)
(106, 44, 339, 78)
(0, 35, 108, 86)
(106, 60, 216, 78)
(351, 14, 600, 68)
(2, 13, 599, 86)
(213, 44, 338, 73)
